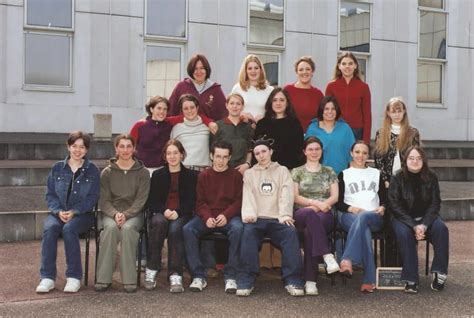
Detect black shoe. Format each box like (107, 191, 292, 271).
(94, 283, 111, 292)
(431, 273, 447, 291)
(404, 282, 418, 294)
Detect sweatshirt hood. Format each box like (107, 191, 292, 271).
(108, 158, 146, 171)
(252, 161, 281, 171)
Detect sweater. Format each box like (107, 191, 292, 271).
(99, 159, 150, 219)
(284, 83, 324, 131)
(254, 116, 305, 169)
(211, 118, 254, 167)
(168, 78, 227, 120)
(231, 84, 274, 118)
(242, 162, 294, 223)
(195, 167, 243, 222)
(305, 118, 355, 175)
(170, 116, 211, 167)
(147, 164, 198, 218)
(337, 167, 386, 212)
(325, 77, 372, 142)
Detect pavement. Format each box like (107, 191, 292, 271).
(0, 221, 473, 317)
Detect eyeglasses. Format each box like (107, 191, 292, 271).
(408, 156, 422, 161)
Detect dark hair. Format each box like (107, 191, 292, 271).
(294, 56, 315, 72)
(351, 140, 371, 153)
(177, 94, 200, 113)
(333, 51, 361, 80)
(67, 131, 91, 150)
(145, 96, 170, 116)
(211, 140, 233, 156)
(304, 136, 324, 163)
(162, 139, 187, 161)
(187, 54, 211, 80)
(401, 146, 432, 182)
(317, 96, 342, 121)
(263, 87, 296, 119)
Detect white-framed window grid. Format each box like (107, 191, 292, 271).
(248, 50, 281, 87)
(23, 0, 75, 91)
(143, 43, 185, 104)
(338, 0, 372, 57)
(417, 0, 447, 108)
(247, 0, 286, 50)
(144, 0, 188, 43)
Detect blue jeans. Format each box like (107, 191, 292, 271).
(338, 211, 382, 284)
(183, 216, 243, 280)
(40, 213, 93, 280)
(237, 219, 304, 289)
(392, 217, 449, 283)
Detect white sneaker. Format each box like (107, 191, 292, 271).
(225, 279, 237, 294)
(36, 278, 55, 293)
(144, 268, 158, 290)
(323, 253, 340, 274)
(189, 278, 207, 292)
(304, 281, 319, 296)
(169, 274, 184, 293)
(236, 287, 254, 297)
(64, 278, 81, 293)
(285, 285, 304, 296)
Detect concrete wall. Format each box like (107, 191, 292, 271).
(0, 0, 472, 140)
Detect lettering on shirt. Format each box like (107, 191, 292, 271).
(348, 181, 377, 194)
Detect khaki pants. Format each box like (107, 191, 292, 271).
(96, 215, 143, 285)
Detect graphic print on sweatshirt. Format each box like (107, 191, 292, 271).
(347, 180, 377, 194)
(259, 179, 275, 196)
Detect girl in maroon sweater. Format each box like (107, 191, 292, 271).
(325, 52, 372, 142)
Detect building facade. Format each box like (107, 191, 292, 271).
(0, 0, 473, 140)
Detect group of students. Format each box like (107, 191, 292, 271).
(36, 51, 449, 297)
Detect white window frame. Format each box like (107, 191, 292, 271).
(417, 0, 447, 108)
(24, 0, 75, 32)
(353, 54, 369, 83)
(248, 50, 281, 86)
(143, 43, 185, 104)
(247, 0, 286, 50)
(338, 0, 372, 57)
(22, 31, 74, 92)
(144, 0, 188, 43)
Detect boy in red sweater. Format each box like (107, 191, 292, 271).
(183, 141, 244, 293)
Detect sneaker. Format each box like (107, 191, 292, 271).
(94, 283, 111, 292)
(323, 254, 340, 274)
(169, 274, 184, 293)
(225, 279, 237, 294)
(236, 287, 254, 297)
(189, 278, 207, 292)
(340, 259, 353, 277)
(36, 278, 55, 293)
(404, 282, 418, 294)
(285, 285, 305, 297)
(431, 273, 447, 292)
(124, 284, 137, 293)
(144, 268, 158, 291)
(64, 277, 81, 293)
(304, 281, 319, 296)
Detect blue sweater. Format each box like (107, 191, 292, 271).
(305, 119, 355, 175)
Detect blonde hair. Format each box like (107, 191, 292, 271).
(375, 97, 415, 155)
(238, 54, 268, 91)
(226, 92, 245, 105)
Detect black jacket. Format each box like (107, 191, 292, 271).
(388, 171, 441, 229)
(147, 164, 198, 218)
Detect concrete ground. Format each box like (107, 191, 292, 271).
(0, 221, 472, 317)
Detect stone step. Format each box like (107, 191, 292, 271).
(430, 159, 474, 181)
(0, 160, 109, 186)
(0, 142, 115, 160)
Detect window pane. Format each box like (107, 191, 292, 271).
(340, 1, 371, 53)
(25, 33, 70, 86)
(249, 0, 284, 46)
(418, 0, 443, 9)
(417, 63, 442, 103)
(26, 0, 73, 28)
(254, 54, 279, 86)
(358, 58, 366, 82)
(147, 0, 186, 38)
(419, 11, 446, 59)
(146, 46, 181, 100)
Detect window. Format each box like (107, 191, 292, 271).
(145, 45, 182, 101)
(357, 57, 367, 82)
(417, 0, 447, 105)
(340, 1, 371, 54)
(23, 0, 74, 90)
(250, 52, 280, 86)
(248, 0, 284, 48)
(146, 0, 187, 40)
